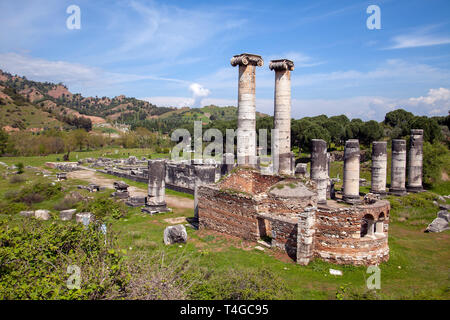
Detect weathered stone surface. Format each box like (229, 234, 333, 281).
(390, 139, 407, 195)
(163, 224, 188, 245)
(270, 59, 294, 175)
(20, 211, 34, 217)
(35, 209, 50, 220)
(407, 129, 424, 192)
(371, 141, 387, 195)
(231, 53, 263, 167)
(343, 140, 361, 204)
(113, 181, 129, 190)
(60, 209, 76, 221)
(425, 210, 449, 233)
(311, 139, 328, 204)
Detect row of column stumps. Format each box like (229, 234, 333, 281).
(310, 129, 424, 205)
(231, 53, 295, 175)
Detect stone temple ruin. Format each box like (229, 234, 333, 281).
(47, 53, 428, 266)
(194, 53, 426, 266)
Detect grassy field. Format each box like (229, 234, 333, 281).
(0, 150, 449, 300)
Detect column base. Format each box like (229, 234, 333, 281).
(370, 190, 387, 197)
(388, 188, 407, 196)
(407, 185, 424, 193)
(342, 194, 362, 205)
(141, 202, 171, 215)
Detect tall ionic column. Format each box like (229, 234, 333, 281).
(407, 129, 424, 192)
(142, 159, 169, 214)
(269, 59, 294, 175)
(343, 139, 361, 204)
(311, 139, 328, 204)
(231, 53, 264, 167)
(371, 141, 387, 196)
(390, 139, 407, 196)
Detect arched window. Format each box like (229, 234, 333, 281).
(360, 214, 375, 238)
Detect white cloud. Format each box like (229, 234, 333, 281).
(386, 25, 450, 49)
(189, 83, 210, 107)
(144, 88, 450, 121)
(0, 52, 189, 94)
(106, 0, 246, 62)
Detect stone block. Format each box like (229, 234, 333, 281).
(163, 224, 188, 245)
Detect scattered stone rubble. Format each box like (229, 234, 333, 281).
(163, 224, 188, 245)
(425, 208, 449, 233)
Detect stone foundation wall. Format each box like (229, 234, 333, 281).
(315, 200, 390, 265)
(198, 186, 259, 240)
(99, 161, 217, 195)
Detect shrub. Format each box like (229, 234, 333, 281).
(422, 141, 449, 187)
(124, 251, 195, 300)
(189, 268, 293, 300)
(8, 182, 62, 205)
(78, 195, 126, 220)
(0, 218, 129, 299)
(53, 192, 85, 211)
(0, 202, 28, 215)
(9, 175, 26, 184)
(16, 162, 24, 174)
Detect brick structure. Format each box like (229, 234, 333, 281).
(197, 168, 390, 266)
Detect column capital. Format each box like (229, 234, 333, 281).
(269, 59, 294, 71)
(231, 53, 264, 67)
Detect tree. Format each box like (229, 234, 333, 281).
(323, 119, 345, 146)
(409, 116, 442, 143)
(292, 119, 331, 152)
(72, 129, 88, 151)
(344, 119, 363, 140)
(359, 120, 384, 146)
(384, 109, 414, 138)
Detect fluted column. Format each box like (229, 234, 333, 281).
(269, 59, 294, 175)
(311, 139, 328, 204)
(343, 139, 361, 204)
(231, 53, 263, 167)
(407, 129, 424, 192)
(371, 141, 387, 195)
(390, 139, 407, 196)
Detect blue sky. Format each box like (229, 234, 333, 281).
(1, 0, 449, 120)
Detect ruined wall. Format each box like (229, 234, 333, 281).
(218, 169, 281, 195)
(314, 200, 390, 265)
(198, 186, 259, 240)
(258, 212, 298, 261)
(101, 161, 217, 195)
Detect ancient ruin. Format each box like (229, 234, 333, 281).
(196, 54, 393, 266)
(390, 139, 407, 196)
(231, 53, 264, 167)
(142, 159, 170, 214)
(407, 129, 424, 193)
(270, 59, 295, 175)
(371, 141, 388, 196)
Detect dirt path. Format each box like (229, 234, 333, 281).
(67, 169, 194, 209)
